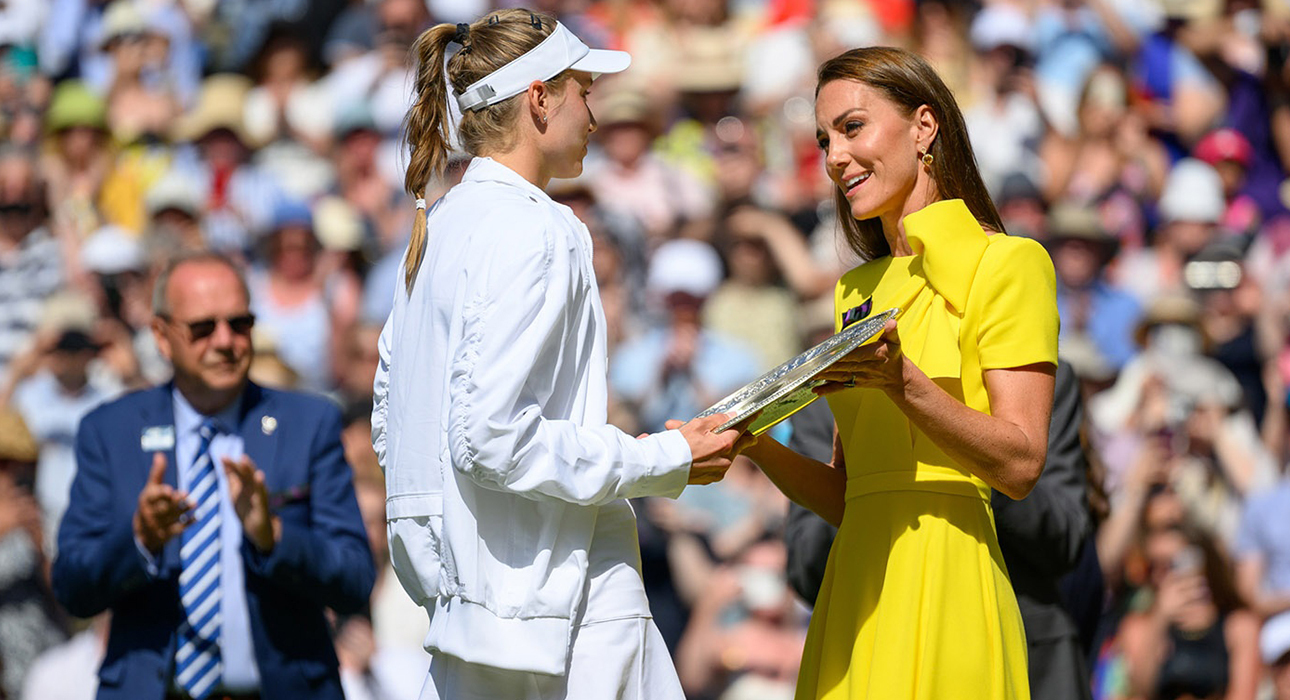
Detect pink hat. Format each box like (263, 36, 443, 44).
(1194, 128, 1252, 169)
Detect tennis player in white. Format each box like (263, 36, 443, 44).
(372, 9, 754, 699)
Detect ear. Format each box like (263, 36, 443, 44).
(524, 80, 550, 125)
(912, 104, 939, 153)
(151, 317, 173, 364)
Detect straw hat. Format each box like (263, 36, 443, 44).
(0, 408, 38, 463)
(1047, 202, 1120, 261)
(672, 28, 744, 93)
(172, 74, 255, 146)
(1134, 294, 1207, 349)
(99, 0, 149, 49)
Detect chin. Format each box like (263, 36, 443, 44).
(558, 160, 585, 179)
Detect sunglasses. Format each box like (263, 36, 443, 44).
(163, 313, 256, 341)
(0, 202, 34, 217)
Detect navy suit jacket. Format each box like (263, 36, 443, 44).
(52, 382, 376, 700)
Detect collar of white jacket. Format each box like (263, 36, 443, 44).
(454, 22, 630, 113)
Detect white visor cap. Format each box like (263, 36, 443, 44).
(455, 22, 630, 112)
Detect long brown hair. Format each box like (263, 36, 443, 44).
(401, 9, 570, 293)
(816, 46, 1003, 261)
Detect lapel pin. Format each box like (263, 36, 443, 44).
(261, 416, 278, 435)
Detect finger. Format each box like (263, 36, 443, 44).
(812, 382, 849, 396)
(881, 318, 899, 342)
(222, 456, 248, 483)
(148, 452, 168, 485)
(664, 419, 684, 431)
(704, 413, 736, 432)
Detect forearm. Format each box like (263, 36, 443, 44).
(762, 225, 835, 299)
(744, 437, 846, 526)
(1253, 591, 1290, 617)
(1097, 485, 1151, 586)
(1125, 614, 1171, 697)
(888, 360, 1048, 499)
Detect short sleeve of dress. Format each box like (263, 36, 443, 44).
(973, 236, 1059, 371)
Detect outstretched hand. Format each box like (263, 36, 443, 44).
(814, 319, 906, 396)
(669, 414, 758, 485)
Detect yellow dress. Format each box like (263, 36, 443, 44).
(796, 200, 1058, 700)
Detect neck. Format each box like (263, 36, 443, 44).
(175, 378, 242, 417)
(879, 180, 939, 257)
(489, 147, 551, 190)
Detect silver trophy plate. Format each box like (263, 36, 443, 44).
(695, 307, 898, 435)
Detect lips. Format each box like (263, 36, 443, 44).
(842, 172, 870, 196)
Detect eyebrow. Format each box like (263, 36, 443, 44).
(829, 109, 864, 130)
(817, 108, 865, 140)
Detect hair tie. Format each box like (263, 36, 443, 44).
(453, 23, 470, 45)
(415, 198, 426, 210)
(529, 12, 542, 28)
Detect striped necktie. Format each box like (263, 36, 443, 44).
(175, 419, 222, 699)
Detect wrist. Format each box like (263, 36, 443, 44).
(250, 516, 281, 553)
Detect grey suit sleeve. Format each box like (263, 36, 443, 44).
(992, 360, 1093, 578)
(783, 399, 839, 606)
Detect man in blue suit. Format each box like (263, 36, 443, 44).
(52, 252, 375, 700)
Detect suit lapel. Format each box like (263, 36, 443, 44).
(238, 383, 279, 488)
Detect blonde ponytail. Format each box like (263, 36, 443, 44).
(402, 23, 457, 293)
(400, 9, 563, 294)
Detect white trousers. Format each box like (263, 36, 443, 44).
(417, 616, 684, 700)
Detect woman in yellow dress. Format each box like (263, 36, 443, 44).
(744, 47, 1058, 699)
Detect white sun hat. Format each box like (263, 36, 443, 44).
(455, 22, 630, 112)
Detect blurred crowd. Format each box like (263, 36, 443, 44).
(4, 0, 1290, 698)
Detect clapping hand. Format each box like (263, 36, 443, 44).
(222, 455, 280, 553)
(133, 453, 192, 555)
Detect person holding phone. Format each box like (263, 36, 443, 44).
(1116, 520, 1261, 700)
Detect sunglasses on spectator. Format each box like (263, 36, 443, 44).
(0, 202, 34, 217)
(161, 313, 256, 340)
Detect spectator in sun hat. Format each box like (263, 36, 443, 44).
(39, 79, 110, 241)
(165, 73, 284, 254)
(611, 238, 759, 434)
(331, 101, 400, 250)
(248, 198, 353, 394)
(964, 4, 1045, 199)
(1114, 158, 1226, 304)
(98, 0, 181, 145)
(3, 291, 125, 551)
(586, 89, 710, 241)
(143, 173, 206, 255)
(1194, 128, 1261, 238)
(1047, 201, 1142, 372)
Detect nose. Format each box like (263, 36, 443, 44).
(825, 139, 849, 174)
(588, 110, 598, 134)
(208, 317, 237, 349)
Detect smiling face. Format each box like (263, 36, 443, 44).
(544, 71, 597, 179)
(151, 259, 253, 413)
(815, 79, 938, 234)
